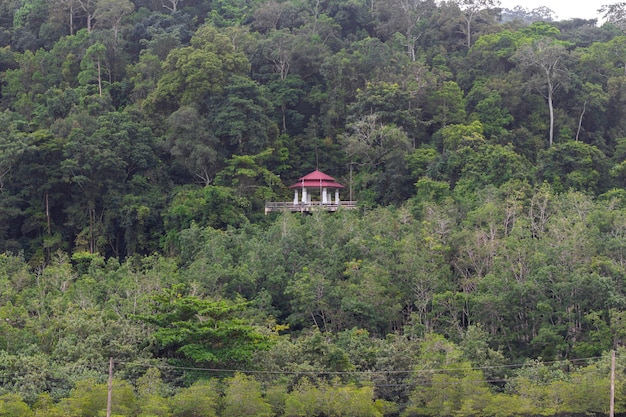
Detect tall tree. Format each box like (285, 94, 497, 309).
(78, 41, 106, 96)
(455, 0, 501, 48)
(374, 0, 435, 61)
(93, 0, 134, 39)
(165, 106, 219, 185)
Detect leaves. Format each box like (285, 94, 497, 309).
(138, 287, 272, 368)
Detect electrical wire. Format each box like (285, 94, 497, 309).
(110, 354, 606, 377)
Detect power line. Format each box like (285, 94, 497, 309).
(112, 354, 606, 376)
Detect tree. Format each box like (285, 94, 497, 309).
(342, 114, 412, 170)
(284, 379, 383, 417)
(0, 115, 30, 191)
(169, 380, 219, 417)
(394, 212, 452, 332)
(144, 25, 250, 115)
(136, 368, 171, 417)
(216, 149, 282, 204)
(138, 286, 272, 369)
(318, 37, 398, 137)
(513, 37, 570, 146)
(162, 185, 249, 237)
(78, 42, 107, 96)
(285, 264, 339, 331)
(538, 141, 608, 193)
(76, 0, 98, 32)
(600, 2, 626, 33)
(161, 0, 181, 13)
(127, 52, 163, 103)
(436, 121, 532, 190)
(222, 373, 272, 417)
(258, 30, 308, 134)
(61, 112, 157, 255)
(455, 0, 501, 48)
(206, 75, 276, 156)
(348, 78, 426, 144)
(574, 82, 608, 142)
(374, 0, 435, 61)
(165, 106, 219, 186)
(0, 393, 32, 417)
(430, 81, 467, 128)
(404, 368, 495, 416)
(468, 91, 513, 139)
(63, 378, 138, 417)
(466, 30, 528, 77)
(93, 0, 134, 39)
(342, 114, 413, 204)
(259, 29, 296, 81)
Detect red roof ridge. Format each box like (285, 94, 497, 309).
(289, 169, 344, 189)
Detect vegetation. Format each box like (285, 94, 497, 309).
(2, 0, 626, 414)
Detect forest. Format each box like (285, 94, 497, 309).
(3, 0, 626, 414)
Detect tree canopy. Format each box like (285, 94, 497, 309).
(2, 0, 626, 415)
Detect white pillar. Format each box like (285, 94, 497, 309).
(294, 189, 299, 204)
(302, 188, 307, 203)
(335, 190, 339, 204)
(322, 188, 328, 204)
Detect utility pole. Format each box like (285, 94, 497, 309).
(107, 357, 113, 417)
(610, 350, 616, 417)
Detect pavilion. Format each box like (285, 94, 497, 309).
(264, 169, 356, 214)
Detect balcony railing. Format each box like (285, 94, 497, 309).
(264, 201, 357, 214)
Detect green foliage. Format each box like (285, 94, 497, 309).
(63, 378, 137, 417)
(163, 185, 249, 238)
(470, 92, 513, 139)
(441, 120, 485, 152)
(3, 1, 626, 415)
(430, 81, 467, 128)
(538, 141, 609, 193)
(206, 75, 277, 156)
(285, 378, 382, 417)
(164, 105, 219, 185)
(222, 373, 272, 417)
(138, 286, 272, 368)
(0, 393, 32, 417)
(169, 380, 218, 417)
(144, 24, 250, 114)
(78, 42, 107, 93)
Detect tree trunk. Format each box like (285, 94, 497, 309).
(46, 190, 51, 235)
(69, 4, 74, 35)
(97, 59, 102, 97)
(576, 101, 586, 142)
(547, 79, 554, 146)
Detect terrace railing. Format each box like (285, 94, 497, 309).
(264, 201, 357, 214)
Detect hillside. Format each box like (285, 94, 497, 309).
(2, 0, 626, 415)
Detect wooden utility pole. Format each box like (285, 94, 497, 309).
(610, 350, 616, 417)
(107, 357, 113, 417)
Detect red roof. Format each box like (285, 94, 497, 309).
(289, 170, 344, 189)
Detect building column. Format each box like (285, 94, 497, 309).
(302, 188, 307, 203)
(335, 190, 340, 204)
(294, 189, 299, 204)
(322, 188, 328, 204)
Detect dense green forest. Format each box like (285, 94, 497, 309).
(3, 0, 626, 414)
